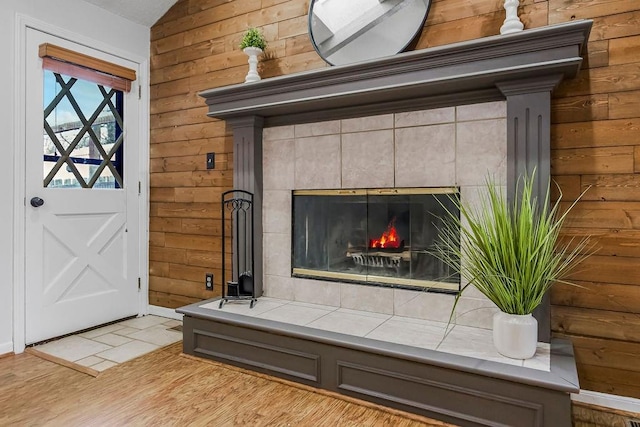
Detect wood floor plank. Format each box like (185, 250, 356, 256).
(0, 343, 452, 427)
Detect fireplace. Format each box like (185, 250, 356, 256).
(190, 22, 590, 423)
(200, 19, 592, 339)
(292, 188, 460, 291)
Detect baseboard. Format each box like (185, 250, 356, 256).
(0, 341, 13, 356)
(148, 305, 183, 321)
(572, 390, 640, 414)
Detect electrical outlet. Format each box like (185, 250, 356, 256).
(205, 273, 214, 290)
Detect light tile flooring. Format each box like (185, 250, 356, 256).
(31, 315, 182, 372)
(202, 297, 551, 371)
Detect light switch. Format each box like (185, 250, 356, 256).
(206, 152, 215, 170)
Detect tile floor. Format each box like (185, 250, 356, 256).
(201, 297, 551, 371)
(32, 315, 182, 372)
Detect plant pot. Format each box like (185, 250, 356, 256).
(243, 47, 263, 83)
(492, 312, 538, 359)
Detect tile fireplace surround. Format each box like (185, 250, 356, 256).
(262, 101, 507, 331)
(180, 20, 592, 427)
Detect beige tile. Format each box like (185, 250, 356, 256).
(294, 277, 341, 307)
(264, 233, 291, 277)
(257, 303, 333, 326)
(341, 114, 394, 133)
(341, 130, 394, 188)
(162, 319, 182, 328)
(306, 310, 389, 337)
(112, 327, 142, 336)
(92, 360, 118, 372)
(117, 315, 169, 330)
(92, 333, 133, 347)
(395, 124, 456, 187)
(263, 190, 291, 234)
(127, 327, 183, 347)
(79, 324, 125, 339)
(288, 301, 339, 311)
(456, 101, 507, 122)
(522, 344, 551, 371)
(340, 283, 394, 315)
(96, 340, 159, 363)
(263, 125, 294, 141)
(454, 296, 499, 330)
(34, 336, 112, 362)
(294, 120, 340, 138)
(294, 135, 341, 189)
(456, 119, 507, 186)
(393, 289, 456, 323)
(263, 138, 295, 191)
(264, 275, 295, 300)
(75, 355, 104, 367)
(365, 317, 447, 350)
(336, 307, 391, 319)
(395, 107, 455, 128)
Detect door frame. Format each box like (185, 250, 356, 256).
(12, 14, 150, 353)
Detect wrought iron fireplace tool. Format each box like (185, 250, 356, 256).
(219, 189, 257, 308)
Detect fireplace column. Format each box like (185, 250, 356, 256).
(228, 116, 264, 297)
(498, 75, 563, 343)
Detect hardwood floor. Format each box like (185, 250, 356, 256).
(0, 343, 452, 426)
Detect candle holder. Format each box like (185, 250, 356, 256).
(500, 0, 524, 35)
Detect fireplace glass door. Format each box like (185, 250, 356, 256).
(292, 188, 460, 291)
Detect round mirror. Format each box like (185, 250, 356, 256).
(308, 0, 431, 66)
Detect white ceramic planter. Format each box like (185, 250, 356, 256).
(243, 47, 263, 83)
(492, 312, 538, 359)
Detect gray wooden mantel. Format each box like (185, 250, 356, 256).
(199, 20, 592, 343)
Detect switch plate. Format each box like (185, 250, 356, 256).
(206, 152, 215, 169)
(205, 273, 214, 290)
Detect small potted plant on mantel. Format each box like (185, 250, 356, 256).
(240, 27, 267, 83)
(433, 172, 592, 359)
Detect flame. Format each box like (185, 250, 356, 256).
(369, 217, 401, 249)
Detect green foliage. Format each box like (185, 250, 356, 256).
(240, 27, 267, 50)
(433, 172, 592, 315)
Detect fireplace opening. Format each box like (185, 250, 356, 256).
(292, 188, 460, 291)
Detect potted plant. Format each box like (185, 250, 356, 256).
(240, 27, 267, 83)
(433, 172, 591, 359)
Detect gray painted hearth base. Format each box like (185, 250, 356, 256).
(178, 300, 579, 427)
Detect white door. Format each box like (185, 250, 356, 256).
(24, 28, 141, 344)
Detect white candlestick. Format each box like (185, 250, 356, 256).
(500, 0, 524, 35)
(243, 47, 262, 83)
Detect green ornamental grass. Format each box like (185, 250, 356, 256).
(433, 172, 592, 315)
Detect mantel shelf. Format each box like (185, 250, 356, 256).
(200, 20, 592, 127)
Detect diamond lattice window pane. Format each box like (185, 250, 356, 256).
(42, 70, 124, 189)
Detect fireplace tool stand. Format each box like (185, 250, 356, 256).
(220, 190, 257, 309)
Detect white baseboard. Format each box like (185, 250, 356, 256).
(0, 341, 13, 355)
(148, 305, 184, 321)
(572, 390, 640, 414)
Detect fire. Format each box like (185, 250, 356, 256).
(369, 217, 401, 249)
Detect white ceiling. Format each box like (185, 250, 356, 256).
(81, 0, 179, 27)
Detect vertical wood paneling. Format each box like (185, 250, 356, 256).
(150, 0, 640, 401)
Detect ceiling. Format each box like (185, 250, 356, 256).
(81, 0, 179, 27)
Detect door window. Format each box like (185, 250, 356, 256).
(43, 70, 124, 189)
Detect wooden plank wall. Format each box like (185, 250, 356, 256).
(150, 0, 640, 399)
(547, 0, 640, 401)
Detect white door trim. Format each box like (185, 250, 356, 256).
(13, 14, 149, 353)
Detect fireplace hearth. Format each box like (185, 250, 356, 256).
(292, 188, 460, 291)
